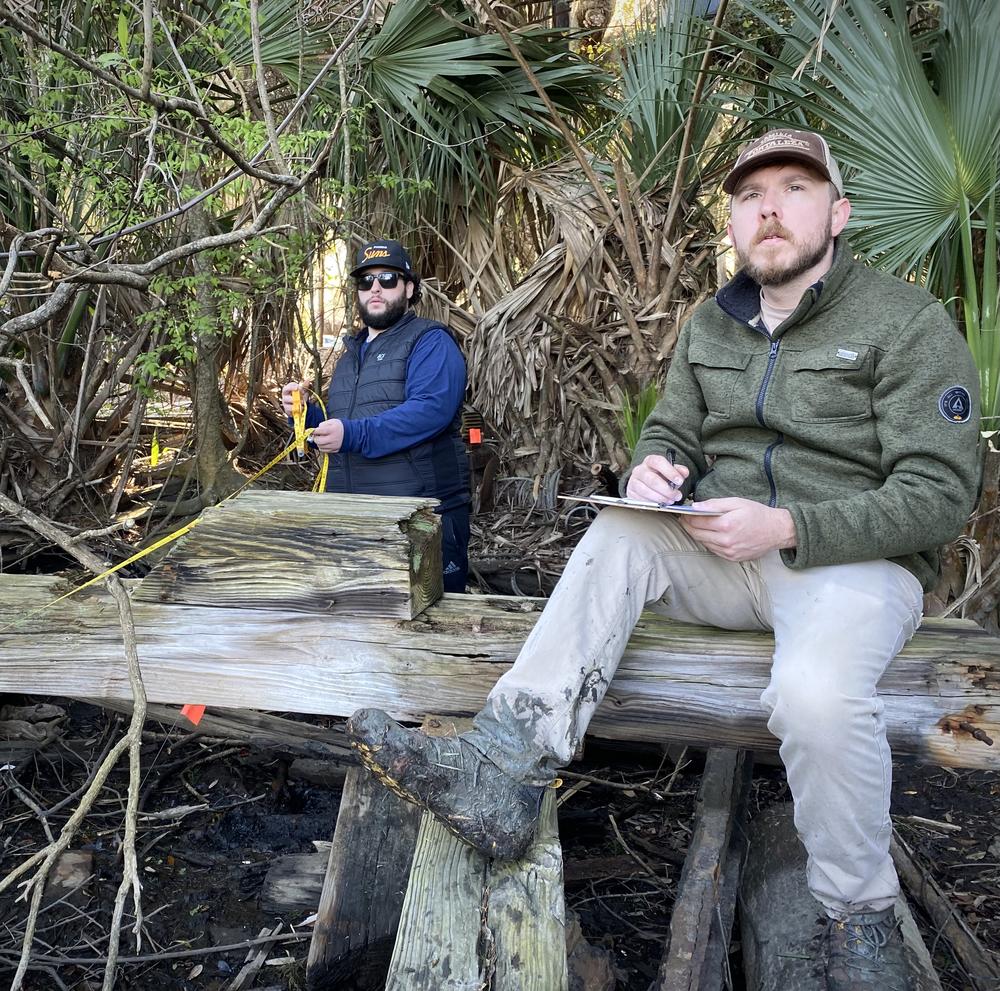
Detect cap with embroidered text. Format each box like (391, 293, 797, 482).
(723, 128, 844, 197)
(350, 240, 414, 278)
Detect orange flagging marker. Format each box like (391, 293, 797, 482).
(181, 704, 206, 726)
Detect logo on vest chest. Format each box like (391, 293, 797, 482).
(376, 352, 386, 361)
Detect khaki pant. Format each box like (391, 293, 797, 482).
(466, 507, 924, 916)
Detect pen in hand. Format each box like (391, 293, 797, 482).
(666, 448, 679, 490)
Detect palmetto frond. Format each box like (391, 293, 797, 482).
(732, 0, 1000, 421)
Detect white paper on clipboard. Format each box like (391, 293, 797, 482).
(559, 494, 724, 516)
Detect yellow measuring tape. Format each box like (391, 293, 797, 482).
(291, 388, 307, 457)
(2, 422, 330, 632)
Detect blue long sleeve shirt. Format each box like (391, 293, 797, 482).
(304, 328, 466, 458)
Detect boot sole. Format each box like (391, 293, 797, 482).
(350, 738, 512, 859)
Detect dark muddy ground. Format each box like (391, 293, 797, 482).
(0, 701, 997, 991)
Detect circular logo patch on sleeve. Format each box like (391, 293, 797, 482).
(938, 385, 972, 423)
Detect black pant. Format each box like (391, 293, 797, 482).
(439, 505, 470, 593)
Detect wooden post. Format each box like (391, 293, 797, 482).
(305, 768, 422, 991)
(652, 748, 752, 990)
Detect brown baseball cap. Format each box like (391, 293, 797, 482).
(722, 128, 844, 196)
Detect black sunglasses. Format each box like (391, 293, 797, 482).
(355, 271, 401, 291)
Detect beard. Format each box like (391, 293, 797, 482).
(737, 215, 833, 287)
(359, 294, 408, 330)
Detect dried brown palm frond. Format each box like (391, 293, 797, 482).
(464, 160, 719, 482)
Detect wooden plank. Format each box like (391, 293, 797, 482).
(385, 811, 488, 990)
(132, 490, 443, 619)
(305, 768, 422, 991)
(385, 790, 567, 991)
(652, 748, 751, 990)
(740, 804, 942, 991)
(1, 577, 998, 768)
(699, 755, 753, 989)
(488, 789, 568, 991)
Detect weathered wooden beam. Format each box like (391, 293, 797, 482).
(132, 491, 443, 619)
(385, 789, 566, 991)
(305, 768, 422, 991)
(652, 748, 751, 990)
(384, 811, 487, 990)
(1, 576, 998, 768)
(740, 804, 942, 991)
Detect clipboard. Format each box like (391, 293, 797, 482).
(559, 494, 724, 516)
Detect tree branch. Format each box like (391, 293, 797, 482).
(0, 0, 378, 261)
(0, 493, 148, 991)
(0, 8, 296, 187)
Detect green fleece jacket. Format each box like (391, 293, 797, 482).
(625, 239, 981, 590)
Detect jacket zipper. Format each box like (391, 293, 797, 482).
(343, 340, 370, 491)
(753, 333, 783, 508)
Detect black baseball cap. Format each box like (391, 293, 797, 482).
(349, 239, 415, 278)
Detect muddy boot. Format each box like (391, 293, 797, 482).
(346, 708, 544, 861)
(824, 907, 910, 991)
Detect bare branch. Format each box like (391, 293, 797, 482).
(0, 7, 296, 187)
(0, 493, 148, 991)
(0, 357, 54, 430)
(0, 0, 377, 263)
(0, 282, 77, 338)
(250, 0, 288, 172)
(140, 0, 154, 101)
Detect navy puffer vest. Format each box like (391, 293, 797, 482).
(324, 312, 470, 512)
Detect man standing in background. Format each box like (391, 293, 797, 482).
(282, 239, 470, 591)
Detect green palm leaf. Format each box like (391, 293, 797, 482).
(729, 0, 1000, 423)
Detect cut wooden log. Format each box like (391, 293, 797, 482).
(652, 748, 751, 990)
(385, 788, 566, 991)
(305, 767, 422, 991)
(740, 804, 942, 991)
(2, 577, 997, 768)
(132, 490, 443, 619)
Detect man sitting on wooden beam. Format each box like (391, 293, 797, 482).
(347, 129, 982, 989)
(281, 239, 471, 591)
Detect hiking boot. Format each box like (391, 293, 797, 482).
(824, 907, 910, 990)
(346, 708, 544, 861)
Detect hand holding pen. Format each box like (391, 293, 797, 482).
(625, 449, 689, 504)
